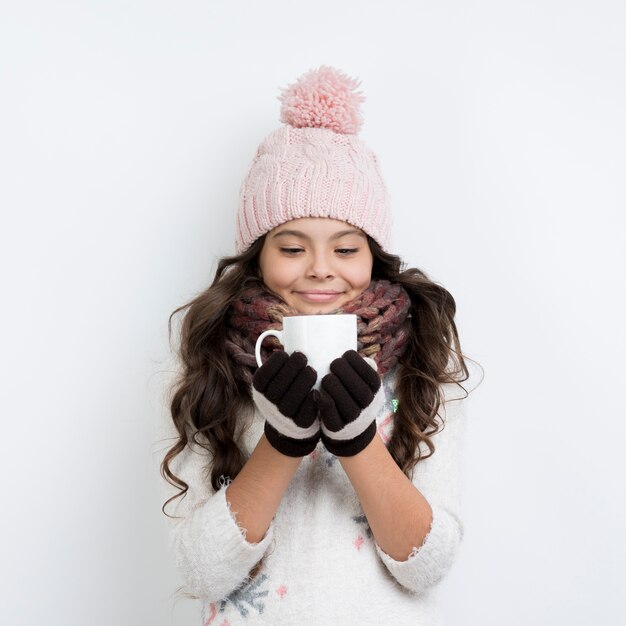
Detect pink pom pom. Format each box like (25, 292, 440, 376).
(278, 65, 365, 135)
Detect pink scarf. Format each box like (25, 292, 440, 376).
(225, 279, 411, 383)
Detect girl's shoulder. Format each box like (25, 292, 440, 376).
(440, 358, 483, 425)
(382, 358, 482, 398)
(442, 351, 484, 396)
(384, 356, 482, 423)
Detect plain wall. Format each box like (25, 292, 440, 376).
(1, 1, 625, 624)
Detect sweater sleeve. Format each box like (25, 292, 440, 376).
(374, 381, 469, 595)
(155, 406, 274, 602)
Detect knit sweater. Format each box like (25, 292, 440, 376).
(157, 367, 469, 625)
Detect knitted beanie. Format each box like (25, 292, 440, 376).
(235, 65, 391, 254)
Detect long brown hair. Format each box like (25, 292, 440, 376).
(160, 236, 480, 517)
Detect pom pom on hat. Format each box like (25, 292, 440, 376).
(278, 65, 365, 135)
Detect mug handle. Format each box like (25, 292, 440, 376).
(255, 329, 283, 368)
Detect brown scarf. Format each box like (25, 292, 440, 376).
(225, 279, 411, 383)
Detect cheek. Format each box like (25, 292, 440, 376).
(358, 273, 372, 289)
(262, 258, 296, 292)
(353, 261, 373, 288)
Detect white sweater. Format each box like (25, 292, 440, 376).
(157, 367, 469, 625)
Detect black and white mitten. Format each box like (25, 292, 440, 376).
(252, 351, 320, 457)
(319, 350, 385, 457)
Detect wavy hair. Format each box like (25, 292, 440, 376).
(160, 236, 481, 517)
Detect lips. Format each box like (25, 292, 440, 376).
(294, 290, 344, 303)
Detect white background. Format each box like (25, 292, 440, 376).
(1, 1, 625, 625)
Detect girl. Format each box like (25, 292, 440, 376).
(159, 65, 482, 625)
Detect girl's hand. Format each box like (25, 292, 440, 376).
(318, 350, 384, 457)
(252, 351, 321, 457)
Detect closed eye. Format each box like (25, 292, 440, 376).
(279, 247, 359, 255)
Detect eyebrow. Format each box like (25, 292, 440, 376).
(272, 228, 367, 240)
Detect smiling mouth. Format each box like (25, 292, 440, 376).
(295, 291, 344, 303)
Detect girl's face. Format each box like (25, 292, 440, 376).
(258, 217, 373, 314)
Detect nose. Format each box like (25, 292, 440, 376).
(307, 251, 334, 279)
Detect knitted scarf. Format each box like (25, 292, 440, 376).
(224, 279, 411, 384)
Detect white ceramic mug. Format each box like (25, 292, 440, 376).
(255, 314, 357, 389)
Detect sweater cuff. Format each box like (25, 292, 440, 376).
(374, 503, 463, 595)
(169, 485, 275, 601)
(219, 484, 275, 550)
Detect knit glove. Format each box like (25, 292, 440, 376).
(319, 350, 385, 457)
(252, 350, 320, 457)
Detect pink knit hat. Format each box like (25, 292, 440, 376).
(235, 66, 391, 254)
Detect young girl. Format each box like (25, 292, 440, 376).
(159, 65, 481, 625)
